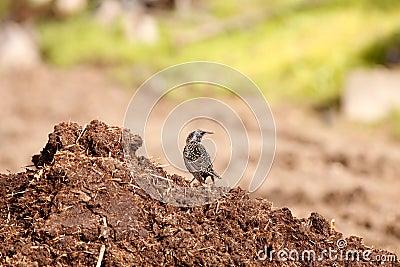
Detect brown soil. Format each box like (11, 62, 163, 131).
(0, 120, 398, 266)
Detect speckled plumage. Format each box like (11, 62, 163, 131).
(183, 129, 221, 184)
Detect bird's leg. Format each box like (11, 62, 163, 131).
(190, 173, 203, 186)
(203, 175, 212, 188)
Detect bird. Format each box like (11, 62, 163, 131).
(183, 129, 221, 184)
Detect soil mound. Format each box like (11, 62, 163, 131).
(0, 120, 398, 266)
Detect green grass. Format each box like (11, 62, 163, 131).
(38, 15, 170, 66)
(0, 0, 10, 19)
(37, 0, 400, 105)
(387, 109, 400, 140)
(170, 1, 400, 103)
(203, 0, 298, 18)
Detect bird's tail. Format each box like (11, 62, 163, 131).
(210, 169, 221, 180)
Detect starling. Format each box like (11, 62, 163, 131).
(183, 129, 221, 184)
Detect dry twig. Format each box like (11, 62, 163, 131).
(96, 245, 106, 267)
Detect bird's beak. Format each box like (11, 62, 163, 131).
(203, 131, 213, 135)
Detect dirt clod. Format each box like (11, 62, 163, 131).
(0, 120, 399, 266)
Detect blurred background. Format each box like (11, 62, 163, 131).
(1, 0, 400, 255)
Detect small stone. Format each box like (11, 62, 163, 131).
(342, 68, 400, 122)
(54, 0, 87, 16)
(0, 22, 40, 71)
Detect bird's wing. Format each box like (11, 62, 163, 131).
(183, 144, 212, 173)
